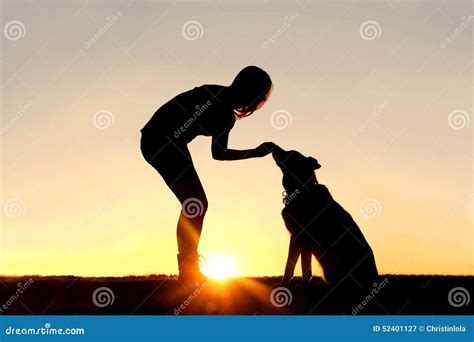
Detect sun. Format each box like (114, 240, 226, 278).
(201, 255, 238, 280)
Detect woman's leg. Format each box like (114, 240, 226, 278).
(141, 136, 207, 282)
(167, 164, 208, 256)
(163, 155, 208, 283)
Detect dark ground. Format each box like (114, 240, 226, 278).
(0, 275, 472, 315)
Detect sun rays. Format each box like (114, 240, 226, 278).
(201, 255, 238, 280)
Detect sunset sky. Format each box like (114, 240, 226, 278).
(1, 0, 472, 277)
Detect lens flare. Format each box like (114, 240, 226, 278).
(201, 255, 238, 280)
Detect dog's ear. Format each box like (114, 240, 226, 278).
(307, 157, 321, 170)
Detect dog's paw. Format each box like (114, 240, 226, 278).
(273, 280, 291, 288)
(294, 278, 312, 289)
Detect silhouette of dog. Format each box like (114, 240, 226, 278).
(273, 146, 378, 287)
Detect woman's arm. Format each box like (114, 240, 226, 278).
(211, 131, 274, 161)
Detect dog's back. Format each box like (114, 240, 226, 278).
(299, 185, 378, 286)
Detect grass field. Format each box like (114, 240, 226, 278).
(0, 275, 472, 315)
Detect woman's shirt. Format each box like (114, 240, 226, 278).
(141, 85, 236, 144)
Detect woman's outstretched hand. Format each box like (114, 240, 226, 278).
(253, 142, 276, 157)
(211, 136, 277, 160)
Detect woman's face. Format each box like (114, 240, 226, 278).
(235, 85, 273, 119)
(255, 84, 273, 110)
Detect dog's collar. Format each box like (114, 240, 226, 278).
(282, 183, 319, 206)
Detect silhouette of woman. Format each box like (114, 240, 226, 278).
(140, 66, 274, 285)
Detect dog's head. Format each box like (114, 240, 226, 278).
(272, 146, 320, 191)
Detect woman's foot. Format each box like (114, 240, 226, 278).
(177, 252, 207, 287)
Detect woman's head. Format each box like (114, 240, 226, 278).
(230, 66, 272, 118)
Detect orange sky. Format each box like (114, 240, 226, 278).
(1, 1, 472, 277)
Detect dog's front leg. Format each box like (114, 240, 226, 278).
(300, 246, 312, 285)
(281, 235, 301, 286)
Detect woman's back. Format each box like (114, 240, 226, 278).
(141, 84, 235, 143)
